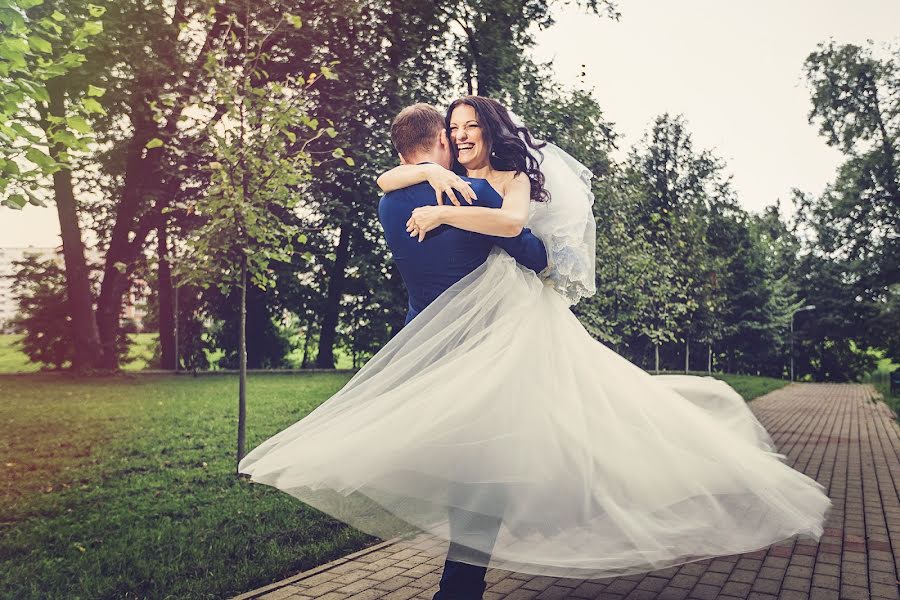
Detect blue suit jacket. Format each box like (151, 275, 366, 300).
(378, 178, 548, 325)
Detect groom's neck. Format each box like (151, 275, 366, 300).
(407, 152, 449, 170)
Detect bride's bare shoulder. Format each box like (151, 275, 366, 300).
(491, 170, 522, 195)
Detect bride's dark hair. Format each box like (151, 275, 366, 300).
(445, 96, 550, 203)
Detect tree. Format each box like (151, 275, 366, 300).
(205, 283, 292, 369)
(1, 0, 107, 370)
(305, 0, 446, 367)
(447, 0, 620, 96)
(10, 255, 73, 369)
(791, 252, 878, 381)
(803, 40, 898, 289)
(10, 253, 130, 369)
(175, 8, 332, 467)
(798, 39, 899, 368)
(73, 0, 239, 369)
(576, 166, 660, 358)
(623, 114, 716, 370)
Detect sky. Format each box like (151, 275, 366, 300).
(2, 0, 898, 247)
(532, 0, 899, 214)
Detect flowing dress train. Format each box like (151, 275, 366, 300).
(239, 249, 831, 578)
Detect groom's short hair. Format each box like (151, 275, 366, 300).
(391, 103, 445, 158)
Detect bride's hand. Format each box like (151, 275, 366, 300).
(406, 206, 447, 242)
(422, 164, 477, 207)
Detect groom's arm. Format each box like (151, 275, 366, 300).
(494, 229, 548, 274)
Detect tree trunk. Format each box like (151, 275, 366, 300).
(684, 336, 690, 373)
(300, 326, 311, 368)
(45, 80, 103, 371)
(236, 253, 248, 469)
(470, 4, 523, 97)
(654, 344, 660, 374)
(173, 277, 180, 371)
(51, 168, 104, 371)
(157, 221, 176, 369)
(707, 342, 712, 374)
(94, 14, 227, 369)
(95, 116, 156, 369)
(315, 224, 351, 368)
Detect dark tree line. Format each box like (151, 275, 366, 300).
(3, 1, 896, 382)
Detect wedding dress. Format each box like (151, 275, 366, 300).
(238, 121, 831, 579)
(653, 374, 779, 454)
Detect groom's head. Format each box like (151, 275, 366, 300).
(390, 103, 452, 169)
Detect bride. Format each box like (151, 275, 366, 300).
(238, 96, 831, 584)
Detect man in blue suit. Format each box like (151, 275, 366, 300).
(377, 104, 548, 599)
(378, 103, 548, 325)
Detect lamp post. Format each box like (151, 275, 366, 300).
(790, 304, 816, 382)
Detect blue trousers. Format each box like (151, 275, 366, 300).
(432, 490, 505, 600)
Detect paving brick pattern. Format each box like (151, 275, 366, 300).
(233, 384, 900, 600)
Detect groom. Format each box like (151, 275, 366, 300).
(378, 103, 548, 599)
(378, 103, 548, 323)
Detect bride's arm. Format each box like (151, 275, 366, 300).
(376, 163, 477, 205)
(406, 172, 530, 239)
(375, 163, 433, 192)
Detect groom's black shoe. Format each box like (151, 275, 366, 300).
(431, 559, 488, 600)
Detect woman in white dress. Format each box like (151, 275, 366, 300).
(238, 95, 831, 583)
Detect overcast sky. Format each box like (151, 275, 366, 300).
(2, 0, 898, 247)
(532, 0, 899, 215)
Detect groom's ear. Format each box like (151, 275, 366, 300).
(398, 153, 408, 165)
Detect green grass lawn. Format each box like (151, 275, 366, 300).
(0, 333, 158, 373)
(863, 354, 898, 420)
(0, 333, 355, 372)
(0, 334, 40, 373)
(0, 372, 376, 600)
(653, 370, 789, 402)
(710, 373, 790, 401)
(0, 368, 805, 599)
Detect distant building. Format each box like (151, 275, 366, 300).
(0, 245, 148, 334)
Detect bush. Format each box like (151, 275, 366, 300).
(10, 255, 130, 370)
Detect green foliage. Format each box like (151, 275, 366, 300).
(9, 254, 129, 369)
(862, 352, 899, 420)
(8, 255, 72, 368)
(447, 0, 620, 96)
(205, 284, 292, 369)
(139, 264, 211, 371)
(794, 40, 899, 374)
(790, 252, 879, 381)
(0, 0, 105, 208)
(174, 18, 324, 298)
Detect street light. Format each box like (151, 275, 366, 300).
(790, 304, 816, 382)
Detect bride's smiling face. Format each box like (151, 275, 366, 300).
(449, 104, 489, 170)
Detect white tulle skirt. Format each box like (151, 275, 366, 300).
(652, 374, 780, 454)
(238, 250, 832, 579)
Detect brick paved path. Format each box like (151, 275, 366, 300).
(233, 384, 900, 600)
